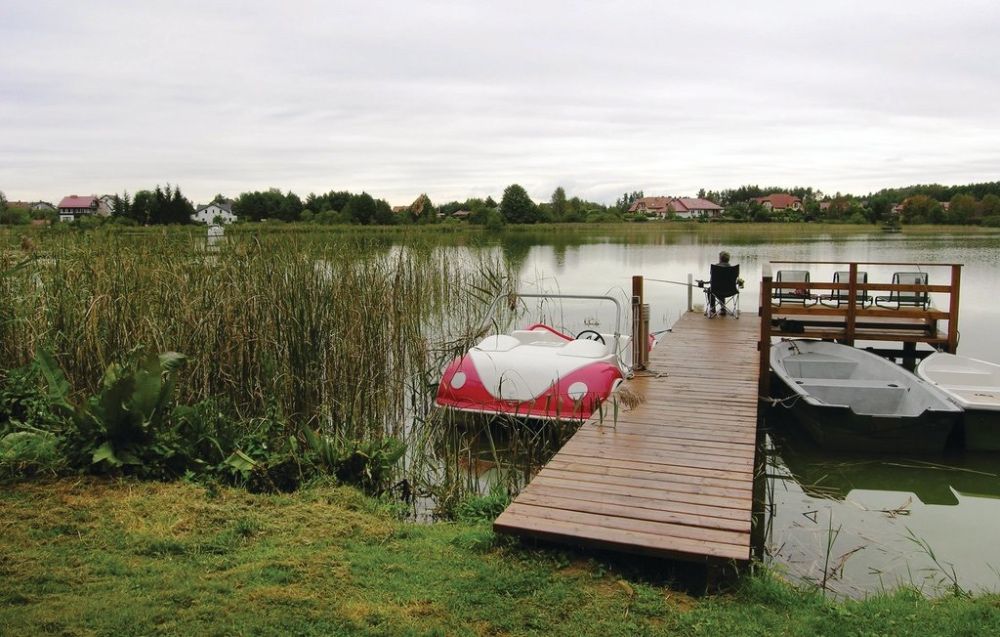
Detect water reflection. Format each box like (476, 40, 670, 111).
(765, 409, 1000, 598)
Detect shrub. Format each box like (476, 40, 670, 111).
(483, 209, 506, 232)
(0, 363, 69, 436)
(453, 485, 510, 522)
(38, 349, 190, 478)
(303, 427, 405, 492)
(0, 431, 65, 479)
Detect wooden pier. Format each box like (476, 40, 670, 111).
(494, 311, 762, 563)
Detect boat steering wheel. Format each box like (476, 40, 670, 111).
(575, 329, 605, 344)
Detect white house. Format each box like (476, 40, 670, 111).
(97, 194, 116, 217)
(192, 202, 237, 224)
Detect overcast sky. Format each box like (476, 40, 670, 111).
(2, 1, 998, 206)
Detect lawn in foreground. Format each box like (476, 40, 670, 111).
(1, 479, 998, 636)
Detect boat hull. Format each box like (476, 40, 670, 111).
(770, 340, 961, 453)
(964, 410, 1000, 451)
(435, 326, 626, 421)
(773, 374, 957, 453)
(916, 352, 1000, 451)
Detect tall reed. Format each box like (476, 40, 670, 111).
(0, 227, 510, 444)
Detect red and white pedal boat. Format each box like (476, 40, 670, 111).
(435, 294, 640, 421)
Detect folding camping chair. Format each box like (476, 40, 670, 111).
(699, 263, 741, 318)
(875, 271, 930, 309)
(819, 271, 871, 307)
(772, 270, 817, 305)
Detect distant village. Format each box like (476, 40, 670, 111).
(3, 183, 998, 227)
(3, 195, 237, 225)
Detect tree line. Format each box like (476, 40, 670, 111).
(5, 179, 1000, 227)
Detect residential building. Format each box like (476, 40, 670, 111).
(668, 197, 724, 219)
(192, 201, 237, 224)
(57, 195, 99, 222)
(31, 201, 55, 212)
(98, 194, 116, 217)
(628, 196, 672, 216)
(628, 196, 724, 219)
(753, 193, 802, 211)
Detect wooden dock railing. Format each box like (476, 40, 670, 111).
(758, 261, 962, 395)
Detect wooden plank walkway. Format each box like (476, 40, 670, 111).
(494, 311, 762, 562)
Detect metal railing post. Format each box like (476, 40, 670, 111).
(640, 303, 650, 369)
(632, 275, 644, 370)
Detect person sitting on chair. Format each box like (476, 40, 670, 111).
(702, 251, 740, 317)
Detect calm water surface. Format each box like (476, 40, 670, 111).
(469, 227, 1000, 597)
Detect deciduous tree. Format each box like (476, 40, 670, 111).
(551, 187, 567, 221)
(948, 194, 978, 225)
(499, 184, 538, 224)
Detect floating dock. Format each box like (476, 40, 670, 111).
(494, 311, 762, 562)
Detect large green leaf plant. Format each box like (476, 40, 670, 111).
(37, 349, 188, 477)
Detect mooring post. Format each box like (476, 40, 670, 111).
(758, 270, 772, 398)
(845, 262, 858, 346)
(632, 275, 644, 370)
(948, 264, 961, 353)
(687, 273, 693, 312)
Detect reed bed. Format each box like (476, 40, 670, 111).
(0, 225, 631, 510)
(0, 227, 509, 446)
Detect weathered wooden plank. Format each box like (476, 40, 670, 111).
(572, 427, 755, 452)
(517, 485, 752, 532)
(566, 431, 754, 460)
(524, 474, 751, 515)
(504, 500, 749, 546)
(544, 457, 754, 491)
(552, 449, 754, 481)
(535, 469, 753, 508)
(495, 509, 750, 561)
(558, 441, 754, 472)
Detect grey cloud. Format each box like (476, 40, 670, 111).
(2, 0, 999, 205)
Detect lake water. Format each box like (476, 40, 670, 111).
(467, 226, 1000, 598)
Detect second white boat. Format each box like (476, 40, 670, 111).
(917, 352, 1000, 451)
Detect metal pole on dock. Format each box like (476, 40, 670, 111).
(632, 275, 645, 371)
(687, 273, 693, 312)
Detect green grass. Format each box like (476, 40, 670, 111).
(1, 479, 998, 636)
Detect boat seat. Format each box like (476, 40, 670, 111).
(783, 357, 858, 379)
(511, 329, 567, 345)
(558, 339, 609, 358)
(921, 368, 992, 387)
(475, 334, 521, 352)
(791, 378, 905, 389)
(794, 380, 908, 415)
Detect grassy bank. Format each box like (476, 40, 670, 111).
(1, 479, 998, 637)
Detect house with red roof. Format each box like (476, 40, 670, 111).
(753, 193, 802, 212)
(668, 197, 724, 219)
(628, 196, 724, 219)
(628, 196, 672, 216)
(58, 195, 99, 222)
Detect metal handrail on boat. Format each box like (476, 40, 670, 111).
(479, 292, 625, 363)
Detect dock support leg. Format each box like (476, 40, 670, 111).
(750, 405, 768, 562)
(902, 342, 917, 371)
